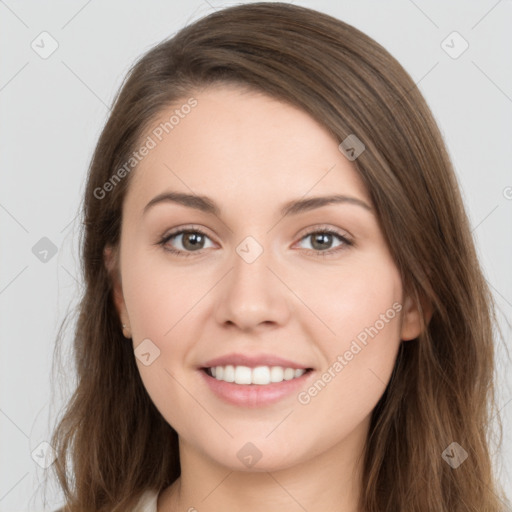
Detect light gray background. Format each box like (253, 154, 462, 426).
(1, 0, 511, 510)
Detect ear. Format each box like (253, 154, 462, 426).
(400, 293, 432, 341)
(103, 245, 129, 327)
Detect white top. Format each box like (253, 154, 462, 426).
(132, 489, 159, 512)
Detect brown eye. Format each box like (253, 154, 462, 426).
(309, 232, 335, 251)
(297, 228, 353, 256)
(158, 228, 214, 256)
(180, 231, 207, 251)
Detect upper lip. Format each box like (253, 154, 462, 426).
(201, 353, 313, 370)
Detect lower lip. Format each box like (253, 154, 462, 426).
(199, 369, 314, 408)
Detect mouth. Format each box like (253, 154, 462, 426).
(201, 365, 314, 385)
(199, 365, 315, 408)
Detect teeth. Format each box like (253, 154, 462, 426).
(208, 365, 307, 385)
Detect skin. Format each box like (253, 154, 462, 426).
(105, 84, 423, 512)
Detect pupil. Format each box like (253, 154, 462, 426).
(312, 233, 331, 250)
(184, 232, 203, 250)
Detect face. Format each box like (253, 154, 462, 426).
(106, 84, 422, 473)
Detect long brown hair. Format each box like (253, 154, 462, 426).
(49, 3, 510, 510)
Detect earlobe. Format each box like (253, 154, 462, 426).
(400, 294, 432, 341)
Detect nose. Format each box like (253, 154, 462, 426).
(214, 239, 292, 332)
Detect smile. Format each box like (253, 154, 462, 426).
(200, 366, 314, 408)
(205, 365, 309, 385)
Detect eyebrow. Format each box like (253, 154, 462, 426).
(143, 191, 373, 217)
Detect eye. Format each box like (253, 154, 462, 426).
(157, 226, 215, 257)
(156, 225, 353, 258)
(295, 227, 353, 256)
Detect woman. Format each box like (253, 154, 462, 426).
(50, 3, 510, 511)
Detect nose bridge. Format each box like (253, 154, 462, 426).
(215, 233, 290, 330)
(232, 234, 271, 288)
(230, 233, 275, 304)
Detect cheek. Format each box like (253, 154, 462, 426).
(122, 251, 205, 341)
(308, 255, 402, 343)
(123, 257, 204, 430)
(121, 253, 208, 412)
(299, 260, 403, 421)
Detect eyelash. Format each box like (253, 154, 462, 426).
(156, 225, 353, 258)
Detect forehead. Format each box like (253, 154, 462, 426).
(124, 84, 371, 213)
